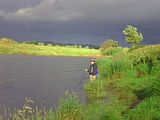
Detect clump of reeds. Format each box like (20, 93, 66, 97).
(54, 90, 81, 120)
(84, 80, 107, 101)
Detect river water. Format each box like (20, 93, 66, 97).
(0, 55, 90, 109)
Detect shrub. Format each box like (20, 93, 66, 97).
(101, 47, 124, 56)
(38, 42, 45, 46)
(25, 40, 39, 45)
(129, 45, 160, 74)
(128, 45, 145, 52)
(100, 39, 119, 55)
(101, 39, 119, 49)
(0, 37, 17, 44)
(129, 45, 160, 65)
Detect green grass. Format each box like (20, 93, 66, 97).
(1, 43, 160, 120)
(84, 79, 107, 101)
(100, 47, 128, 56)
(54, 91, 82, 120)
(80, 102, 123, 120)
(84, 44, 160, 119)
(124, 96, 160, 120)
(0, 38, 100, 57)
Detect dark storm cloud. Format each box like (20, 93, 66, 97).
(1, 0, 160, 23)
(0, 0, 160, 46)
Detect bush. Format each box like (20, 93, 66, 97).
(129, 45, 160, 74)
(38, 42, 45, 46)
(101, 39, 119, 49)
(25, 40, 39, 45)
(100, 39, 119, 55)
(129, 45, 160, 65)
(128, 45, 145, 52)
(101, 47, 124, 56)
(0, 37, 17, 44)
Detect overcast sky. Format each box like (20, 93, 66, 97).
(0, 0, 160, 46)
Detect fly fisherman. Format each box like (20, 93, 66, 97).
(85, 59, 99, 80)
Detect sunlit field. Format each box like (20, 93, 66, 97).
(0, 38, 100, 57)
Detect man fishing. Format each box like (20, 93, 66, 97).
(85, 59, 99, 80)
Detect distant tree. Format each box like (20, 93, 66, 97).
(0, 37, 17, 44)
(100, 39, 119, 50)
(123, 25, 143, 48)
(100, 39, 119, 55)
(25, 40, 39, 45)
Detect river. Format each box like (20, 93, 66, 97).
(0, 55, 90, 109)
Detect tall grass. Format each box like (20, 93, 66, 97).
(101, 47, 123, 56)
(84, 80, 107, 101)
(54, 91, 81, 120)
(109, 59, 131, 78)
(84, 44, 160, 119)
(96, 57, 112, 78)
(1, 92, 82, 120)
(97, 53, 133, 79)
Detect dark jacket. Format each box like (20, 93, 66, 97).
(88, 63, 98, 75)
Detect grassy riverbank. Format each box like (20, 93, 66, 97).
(0, 38, 100, 57)
(84, 44, 160, 119)
(1, 42, 160, 120)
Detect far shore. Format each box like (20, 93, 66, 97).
(0, 38, 100, 57)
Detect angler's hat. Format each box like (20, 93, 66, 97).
(90, 59, 96, 62)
